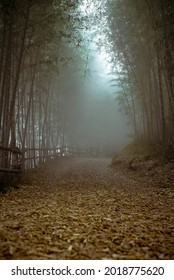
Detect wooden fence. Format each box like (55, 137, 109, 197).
(0, 145, 112, 184)
(0, 145, 23, 186)
(0, 145, 23, 173)
(23, 146, 107, 169)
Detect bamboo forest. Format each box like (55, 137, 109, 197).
(0, 0, 174, 261)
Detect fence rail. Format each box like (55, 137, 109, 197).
(0, 145, 112, 184)
(0, 145, 23, 185)
(0, 145, 23, 173)
(23, 146, 107, 168)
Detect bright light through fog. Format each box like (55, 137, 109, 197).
(79, 0, 113, 75)
(97, 46, 112, 74)
(79, 0, 97, 15)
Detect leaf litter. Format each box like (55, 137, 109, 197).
(0, 157, 174, 259)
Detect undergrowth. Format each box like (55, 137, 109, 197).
(112, 139, 163, 166)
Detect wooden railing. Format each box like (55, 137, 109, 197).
(23, 147, 61, 169)
(23, 146, 106, 169)
(0, 145, 23, 186)
(0, 145, 23, 173)
(0, 145, 111, 184)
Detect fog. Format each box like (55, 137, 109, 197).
(0, 0, 133, 160)
(56, 1, 132, 153)
(55, 45, 131, 153)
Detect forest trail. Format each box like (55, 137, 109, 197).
(0, 157, 174, 260)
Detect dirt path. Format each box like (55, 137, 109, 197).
(0, 157, 174, 259)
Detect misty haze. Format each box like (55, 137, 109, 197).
(0, 0, 174, 263)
